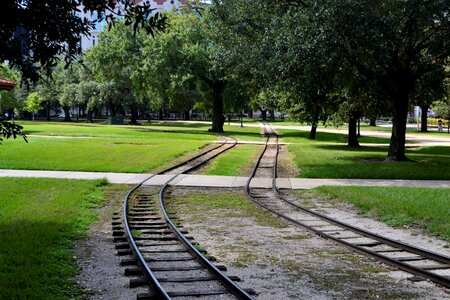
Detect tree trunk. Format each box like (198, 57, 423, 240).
(63, 106, 71, 122)
(387, 96, 409, 161)
(210, 81, 225, 133)
(86, 110, 93, 123)
(45, 101, 51, 121)
(159, 108, 164, 120)
(108, 100, 117, 117)
(269, 110, 275, 122)
(369, 117, 376, 126)
(184, 110, 190, 121)
(420, 105, 428, 132)
(348, 115, 360, 147)
(129, 107, 139, 125)
(260, 108, 267, 121)
(248, 109, 253, 118)
(309, 114, 319, 140)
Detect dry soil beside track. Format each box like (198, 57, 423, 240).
(73, 185, 149, 299)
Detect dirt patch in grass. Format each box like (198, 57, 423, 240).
(73, 184, 149, 299)
(165, 187, 448, 299)
(277, 145, 299, 178)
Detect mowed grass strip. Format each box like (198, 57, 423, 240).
(0, 137, 208, 173)
(279, 129, 450, 180)
(0, 177, 108, 299)
(167, 191, 285, 228)
(311, 186, 450, 240)
(20, 121, 264, 141)
(199, 144, 262, 176)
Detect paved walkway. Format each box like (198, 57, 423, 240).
(1, 169, 449, 189)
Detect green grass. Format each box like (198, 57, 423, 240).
(199, 144, 261, 176)
(19, 120, 263, 141)
(0, 177, 109, 299)
(0, 121, 263, 173)
(279, 129, 450, 180)
(0, 136, 208, 173)
(311, 186, 450, 240)
(167, 191, 286, 228)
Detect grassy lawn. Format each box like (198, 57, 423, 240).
(20, 120, 264, 141)
(0, 177, 110, 299)
(0, 121, 264, 173)
(310, 186, 450, 241)
(0, 136, 208, 173)
(279, 129, 450, 180)
(199, 144, 262, 176)
(166, 190, 285, 228)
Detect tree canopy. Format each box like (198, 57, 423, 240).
(0, 0, 167, 82)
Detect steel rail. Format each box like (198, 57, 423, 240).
(159, 171, 255, 300)
(122, 137, 236, 299)
(123, 137, 255, 299)
(246, 125, 450, 289)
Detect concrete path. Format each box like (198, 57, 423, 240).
(1, 169, 449, 189)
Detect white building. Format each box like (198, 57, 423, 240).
(78, 0, 186, 51)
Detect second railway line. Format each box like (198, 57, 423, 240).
(246, 124, 450, 290)
(112, 126, 449, 299)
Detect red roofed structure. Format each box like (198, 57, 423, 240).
(0, 78, 16, 91)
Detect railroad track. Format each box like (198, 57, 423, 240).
(246, 124, 450, 289)
(114, 137, 256, 299)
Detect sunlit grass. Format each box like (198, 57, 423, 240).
(279, 129, 450, 180)
(0, 136, 207, 173)
(199, 144, 262, 176)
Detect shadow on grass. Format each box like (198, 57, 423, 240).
(0, 220, 81, 299)
(313, 144, 388, 153)
(143, 121, 210, 129)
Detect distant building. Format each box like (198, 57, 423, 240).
(78, 0, 186, 51)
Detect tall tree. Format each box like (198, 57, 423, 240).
(143, 12, 232, 132)
(86, 22, 146, 125)
(328, 0, 450, 160)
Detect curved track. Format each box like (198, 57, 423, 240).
(246, 124, 450, 289)
(115, 138, 255, 299)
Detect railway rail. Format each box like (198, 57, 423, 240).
(246, 124, 450, 289)
(114, 137, 255, 299)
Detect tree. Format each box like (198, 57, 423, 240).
(328, 0, 450, 160)
(24, 92, 43, 122)
(0, 64, 21, 117)
(86, 22, 146, 125)
(1, 0, 167, 82)
(210, 0, 341, 138)
(143, 12, 232, 132)
(167, 74, 203, 120)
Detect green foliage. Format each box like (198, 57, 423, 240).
(24, 92, 43, 113)
(0, 120, 27, 144)
(1, 0, 166, 82)
(0, 178, 107, 298)
(313, 186, 450, 240)
(211, 0, 450, 158)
